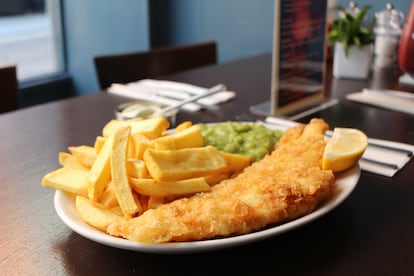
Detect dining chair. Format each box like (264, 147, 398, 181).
(0, 64, 18, 114)
(93, 41, 217, 89)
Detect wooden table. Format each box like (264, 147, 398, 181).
(1, 54, 413, 275)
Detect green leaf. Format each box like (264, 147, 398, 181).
(328, 4, 374, 56)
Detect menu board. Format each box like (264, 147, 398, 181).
(251, 0, 328, 117)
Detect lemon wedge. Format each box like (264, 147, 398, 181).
(322, 128, 368, 172)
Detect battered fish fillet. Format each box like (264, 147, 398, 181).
(107, 118, 335, 243)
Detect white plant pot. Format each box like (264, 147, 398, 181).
(333, 43, 373, 79)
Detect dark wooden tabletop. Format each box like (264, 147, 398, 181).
(1, 54, 413, 275)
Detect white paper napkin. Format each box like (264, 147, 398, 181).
(346, 89, 414, 115)
(108, 83, 201, 111)
(107, 79, 236, 111)
(359, 137, 414, 177)
(264, 116, 414, 177)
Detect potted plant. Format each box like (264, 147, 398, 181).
(328, 3, 376, 79)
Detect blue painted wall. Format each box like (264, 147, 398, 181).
(150, 0, 275, 63)
(62, 0, 150, 94)
(60, 0, 412, 95)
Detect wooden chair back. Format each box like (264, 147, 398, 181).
(94, 41, 217, 89)
(0, 65, 18, 114)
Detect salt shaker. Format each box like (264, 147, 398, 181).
(373, 3, 404, 70)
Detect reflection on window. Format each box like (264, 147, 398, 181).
(0, 0, 63, 81)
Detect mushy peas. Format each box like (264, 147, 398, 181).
(198, 122, 283, 162)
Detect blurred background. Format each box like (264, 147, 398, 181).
(0, 0, 411, 107)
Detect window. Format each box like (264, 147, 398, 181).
(0, 0, 64, 82)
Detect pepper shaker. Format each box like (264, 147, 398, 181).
(373, 3, 404, 70)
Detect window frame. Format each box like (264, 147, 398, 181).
(6, 0, 67, 88)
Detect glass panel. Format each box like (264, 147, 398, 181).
(0, 0, 64, 81)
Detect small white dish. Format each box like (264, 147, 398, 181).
(115, 101, 178, 126)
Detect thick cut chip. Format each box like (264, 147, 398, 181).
(42, 167, 89, 197)
(75, 196, 124, 231)
(220, 151, 252, 173)
(102, 119, 124, 137)
(58, 152, 88, 170)
(126, 135, 136, 159)
(126, 159, 149, 178)
(103, 117, 169, 139)
(130, 177, 211, 198)
(175, 121, 192, 132)
(143, 146, 228, 181)
(154, 125, 204, 150)
(88, 133, 114, 200)
(102, 118, 142, 137)
(203, 173, 229, 186)
(94, 136, 106, 153)
(100, 181, 119, 209)
(147, 196, 164, 209)
(68, 145, 97, 168)
(129, 133, 154, 160)
(110, 126, 142, 217)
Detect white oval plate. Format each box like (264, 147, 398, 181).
(54, 164, 360, 254)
